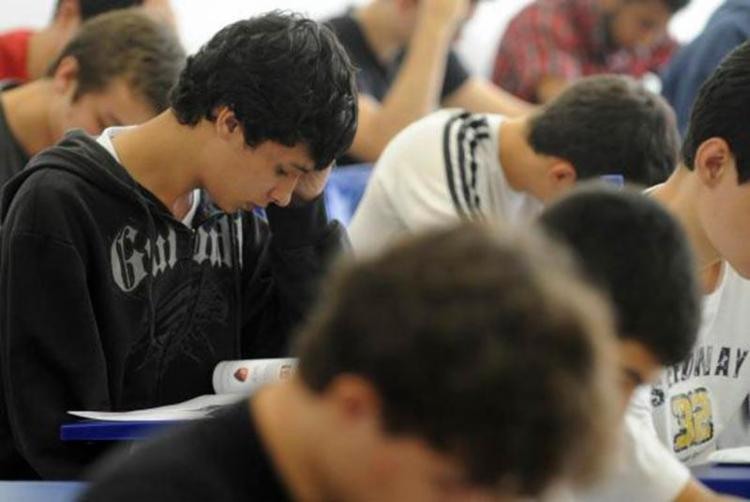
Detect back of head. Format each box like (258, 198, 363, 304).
(682, 41, 750, 183)
(55, 0, 145, 21)
(537, 184, 700, 365)
(47, 9, 185, 114)
(170, 11, 358, 170)
(294, 223, 618, 496)
(528, 75, 679, 185)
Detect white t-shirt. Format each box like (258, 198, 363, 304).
(643, 263, 750, 465)
(97, 126, 200, 228)
(570, 394, 690, 502)
(348, 110, 542, 256)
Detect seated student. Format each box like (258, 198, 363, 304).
(0, 9, 184, 187)
(637, 41, 750, 466)
(538, 186, 728, 501)
(493, 0, 689, 104)
(661, 0, 750, 135)
(349, 74, 678, 256)
(0, 0, 175, 83)
(81, 223, 620, 502)
(0, 12, 357, 480)
(325, 0, 532, 163)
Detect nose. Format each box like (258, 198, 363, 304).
(269, 176, 299, 207)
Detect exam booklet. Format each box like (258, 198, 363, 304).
(67, 357, 297, 421)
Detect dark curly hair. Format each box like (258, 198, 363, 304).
(170, 12, 358, 170)
(294, 223, 618, 495)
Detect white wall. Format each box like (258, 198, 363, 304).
(1, 0, 725, 77)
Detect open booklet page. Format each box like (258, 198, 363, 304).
(68, 357, 297, 421)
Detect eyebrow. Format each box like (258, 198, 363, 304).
(288, 163, 313, 174)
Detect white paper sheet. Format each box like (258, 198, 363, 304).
(707, 447, 750, 464)
(67, 394, 245, 422)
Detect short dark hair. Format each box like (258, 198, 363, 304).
(538, 184, 700, 365)
(170, 12, 358, 170)
(528, 75, 679, 186)
(682, 41, 750, 184)
(55, 0, 144, 20)
(295, 224, 617, 495)
(656, 0, 690, 14)
(48, 9, 185, 113)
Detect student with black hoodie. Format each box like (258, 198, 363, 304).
(0, 12, 358, 480)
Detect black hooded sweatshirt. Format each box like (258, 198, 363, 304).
(0, 131, 347, 479)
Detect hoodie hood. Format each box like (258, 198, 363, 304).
(1, 130, 173, 223)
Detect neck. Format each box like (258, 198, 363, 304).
(111, 111, 203, 218)
(252, 380, 327, 502)
(498, 116, 544, 192)
(2, 80, 57, 156)
(650, 166, 724, 293)
(354, 2, 404, 64)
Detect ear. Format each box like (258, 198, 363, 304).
(324, 374, 382, 428)
(547, 159, 577, 191)
(694, 137, 733, 188)
(213, 106, 243, 143)
(51, 56, 79, 95)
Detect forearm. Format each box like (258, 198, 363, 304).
(240, 199, 348, 355)
(352, 16, 456, 161)
(443, 77, 534, 116)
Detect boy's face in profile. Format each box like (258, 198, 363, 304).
(603, 0, 672, 50)
(697, 158, 750, 279)
(53, 79, 156, 138)
(200, 110, 314, 213)
(49, 57, 156, 140)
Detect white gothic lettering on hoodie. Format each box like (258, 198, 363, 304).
(110, 217, 241, 293)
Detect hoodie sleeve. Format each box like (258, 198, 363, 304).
(239, 196, 349, 356)
(0, 231, 112, 479)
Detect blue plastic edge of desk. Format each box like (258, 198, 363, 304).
(692, 463, 750, 498)
(60, 420, 180, 441)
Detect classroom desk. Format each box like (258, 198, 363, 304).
(61, 420, 750, 498)
(0, 481, 85, 502)
(691, 463, 750, 498)
(60, 420, 179, 441)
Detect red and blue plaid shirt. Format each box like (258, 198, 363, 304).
(492, 0, 677, 102)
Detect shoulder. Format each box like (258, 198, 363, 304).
(373, 110, 461, 177)
(574, 414, 689, 501)
(1, 166, 105, 243)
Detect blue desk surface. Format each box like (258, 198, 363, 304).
(61, 420, 180, 441)
(0, 481, 85, 502)
(692, 463, 750, 498)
